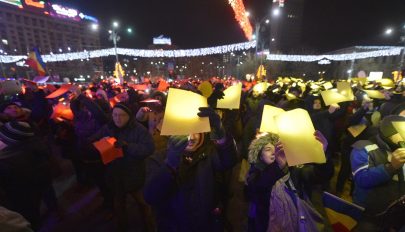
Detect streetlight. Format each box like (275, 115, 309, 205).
(272, 8, 281, 17)
(91, 24, 99, 30)
(385, 28, 393, 35)
(107, 21, 133, 84)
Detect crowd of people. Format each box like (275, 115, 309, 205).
(0, 75, 403, 232)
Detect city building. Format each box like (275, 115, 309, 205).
(0, 0, 102, 79)
(269, 0, 304, 53)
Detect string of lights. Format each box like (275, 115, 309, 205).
(266, 47, 403, 62)
(0, 43, 403, 64)
(228, 0, 253, 40)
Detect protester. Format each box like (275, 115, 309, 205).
(0, 121, 52, 230)
(88, 102, 155, 232)
(245, 130, 328, 232)
(351, 115, 405, 231)
(144, 106, 237, 232)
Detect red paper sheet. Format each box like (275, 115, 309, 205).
(93, 137, 124, 165)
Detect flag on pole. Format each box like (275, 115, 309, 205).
(322, 192, 364, 232)
(25, 48, 46, 76)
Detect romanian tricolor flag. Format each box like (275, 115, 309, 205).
(322, 192, 364, 232)
(26, 48, 46, 76)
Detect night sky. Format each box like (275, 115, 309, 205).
(53, 0, 405, 53)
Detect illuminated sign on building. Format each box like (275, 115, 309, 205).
(79, 13, 98, 23)
(153, 35, 172, 45)
(51, 4, 78, 18)
(24, 0, 44, 8)
(0, 0, 22, 7)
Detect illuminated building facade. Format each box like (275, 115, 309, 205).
(269, 0, 304, 53)
(0, 0, 102, 79)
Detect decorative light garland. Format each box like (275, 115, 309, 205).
(0, 43, 403, 64)
(0, 41, 257, 63)
(228, 0, 253, 40)
(266, 47, 403, 62)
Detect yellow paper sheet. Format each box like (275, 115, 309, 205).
(337, 82, 354, 101)
(371, 111, 381, 127)
(217, 83, 242, 109)
(363, 90, 385, 99)
(198, 81, 213, 98)
(323, 82, 333, 90)
(275, 109, 326, 166)
(160, 88, 210, 135)
(376, 78, 395, 89)
(392, 121, 405, 140)
(259, 105, 285, 134)
(253, 82, 270, 94)
(347, 124, 367, 138)
(368, 72, 383, 81)
(320, 89, 352, 106)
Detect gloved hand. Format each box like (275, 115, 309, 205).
(198, 107, 225, 140)
(165, 135, 189, 169)
(207, 89, 225, 108)
(114, 139, 128, 149)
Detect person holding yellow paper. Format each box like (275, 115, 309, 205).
(350, 115, 405, 231)
(144, 106, 237, 232)
(245, 131, 328, 232)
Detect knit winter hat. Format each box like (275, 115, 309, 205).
(379, 115, 405, 139)
(113, 102, 132, 117)
(248, 133, 280, 164)
(0, 121, 34, 145)
(0, 101, 21, 113)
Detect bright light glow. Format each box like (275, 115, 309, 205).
(127, 28, 132, 33)
(25, 0, 44, 8)
(2, 39, 8, 45)
(0, 0, 22, 7)
(113, 21, 119, 28)
(265, 19, 270, 24)
(228, 0, 254, 40)
(273, 8, 280, 16)
(67, 47, 71, 51)
(108, 30, 112, 34)
(91, 24, 99, 30)
(347, 69, 352, 74)
(385, 28, 393, 35)
(58, 48, 62, 52)
(271, 38, 275, 42)
(2, 43, 405, 64)
(51, 4, 78, 18)
(245, 11, 250, 17)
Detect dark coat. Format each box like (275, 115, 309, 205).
(88, 119, 154, 194)
(71, 95, 109, 148)
(245, 163, 285, 232)
(143, 137, 237, 232)
(0, 138, 52, 228)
